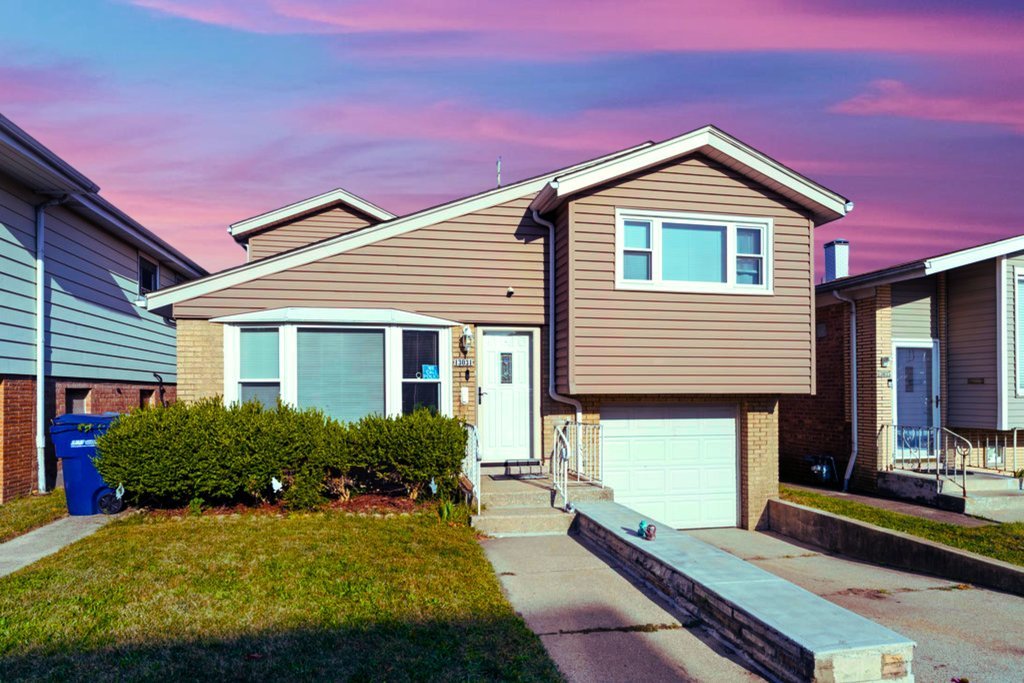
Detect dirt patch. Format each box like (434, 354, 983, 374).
(832, 587, 893, 600)
(142, 494, 430, 518)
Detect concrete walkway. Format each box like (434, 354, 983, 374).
(482, 535, 765, 682)
(0, 515, 113, 578)
(783, 483, 993, 527)
(693, 528, 1024, 683)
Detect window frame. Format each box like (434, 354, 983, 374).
(224, 323, 452, 419)
(138, 253, 160, 294)
(1016, 268, 1024, 395)
(614, 208, 774, 295)
(400, 328, 443, 415)
(236, 327, 282, 407)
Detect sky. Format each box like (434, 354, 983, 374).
(1, 1, 1022, 278)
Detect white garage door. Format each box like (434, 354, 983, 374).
(601, 404, 738, 529)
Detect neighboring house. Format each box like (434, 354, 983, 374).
(148, 125, 851, 530)
(781, 236, 1024, 493)
(0, 113, 206, 502)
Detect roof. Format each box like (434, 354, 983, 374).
(0, 112, 207, 279)
(146, 139, 655, 310)
(228, 187, 396, 241)
(819, 233, 1024, 293)
(211, 307, 459, 327)
(530, 125, 851, 225)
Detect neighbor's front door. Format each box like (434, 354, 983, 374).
(893, 342, 940, 458)
(478, 330, 533, 463)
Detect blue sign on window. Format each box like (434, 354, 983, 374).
(421, 364, 439, 380)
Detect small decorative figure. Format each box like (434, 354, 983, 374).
(638, 520, 647, 538)
(645, 524, 657, 541)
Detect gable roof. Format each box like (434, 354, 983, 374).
(819, 233, 1024, 293)
(228, 187, 396, 241)
(529, 125, 851, 225)
(146, 139, 655, 310)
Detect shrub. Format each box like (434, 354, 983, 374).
(95, 401, 467, 509)
(349, 409, 467, 500)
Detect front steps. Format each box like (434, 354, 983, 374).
(470, 476, 614, 536)
(878, 469, 1024, 522)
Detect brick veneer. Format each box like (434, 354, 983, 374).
(176, 319, 224, 402)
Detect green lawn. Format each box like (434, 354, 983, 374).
(0, 510, 562, 682)
(780, 485, 1024, 567)
(0, 489, 67, 543)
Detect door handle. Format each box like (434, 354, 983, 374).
(478, 387, 485, 404)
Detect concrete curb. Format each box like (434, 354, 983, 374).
(768, 499, 1024, 597)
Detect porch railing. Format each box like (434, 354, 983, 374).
(880, 423, 971, 496)
(461, 424, 481, 515)
(550, 421, 603, 511)
(552, 425, 571, 510)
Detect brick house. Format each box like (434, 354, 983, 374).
(781, 236, 1024, 495)
(0, 113, 205, 502)
(149, 126, 852, 530)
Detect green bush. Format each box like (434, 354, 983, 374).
(94, 400, 466, 510)
(349, 409, 467, 500)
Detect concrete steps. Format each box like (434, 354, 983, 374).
(471, 506, 576, 536)
(484, 483, 614, 508)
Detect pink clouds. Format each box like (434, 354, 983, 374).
(833, 80, 1024, 134)
(127, 0, 1024, 60)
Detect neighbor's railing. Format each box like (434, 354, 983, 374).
(880, 423, 971, 496)
(462, 424, 481, 515)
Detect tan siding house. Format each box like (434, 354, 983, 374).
(247, 205, 378, 260)
(150, 125, 851, 530)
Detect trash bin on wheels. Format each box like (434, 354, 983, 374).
(50, 413, 124, 515)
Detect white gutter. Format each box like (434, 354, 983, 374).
(34, 196, 68, 492)
(833, 289, 858, 491)
(532, 209, 583, 431)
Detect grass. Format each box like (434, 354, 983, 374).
(0, 509, 562, 682)
(0, 489, 67, 543)
(780, 485, 1024, 568)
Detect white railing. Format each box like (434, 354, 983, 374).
(881, 423, 971, 496)
(462, 424, 481, 515)
(552, 424, 571, 510)
(563, 421, 603, 485)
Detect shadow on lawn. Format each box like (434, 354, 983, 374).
(0, 617, 562, 683)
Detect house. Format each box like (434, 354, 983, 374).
(0, 113, 206, 502)
(147, 125, 852, 530)
(781, 236, 1024, 499)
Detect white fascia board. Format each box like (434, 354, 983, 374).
(531, 126, 850, 221)
(211, 307, 460, 327)
(147, 142, 655, 311)
(229, 188, 396, 238)
(924, 235, 1024, 276)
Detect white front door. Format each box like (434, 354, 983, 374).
(601, 404, 738, 529)
(478, 330, 533, 462)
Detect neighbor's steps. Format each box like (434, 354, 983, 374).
(471, 506, 576, 536)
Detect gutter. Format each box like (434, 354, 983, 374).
(833, 289, 858, 491)
(34, 196, 71, 492)
(531, 209, 583, 431)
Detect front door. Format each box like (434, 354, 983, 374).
(893, 342, 940, 458)
(478, 330, 533, 462)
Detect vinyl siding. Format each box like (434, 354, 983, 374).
(0, 172, 181, 382)
(891, 278, 935, 340)
(947, 259, 997, 429)
(247, 205, 377, 261)
(563, 154, 815, 394)
(1004, 253, 1024, 427)
(174, 196, 547, 324)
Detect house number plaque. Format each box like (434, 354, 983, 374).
(454, 358, 474, 367)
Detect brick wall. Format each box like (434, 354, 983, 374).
(54, 380, 175, 413)
(852, 285, 892, 490)
(0, 377, 36, 503)
(451, 324, 477, 426)
(779, 302, 851, 484)
(177, 319, 224, 402)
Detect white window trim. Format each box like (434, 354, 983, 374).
(614, 208, 774, 295)
(224, 323, 452, 418)
(1015, 266, 1023, 397)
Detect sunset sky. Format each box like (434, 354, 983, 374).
(2, 0, 1022, 277)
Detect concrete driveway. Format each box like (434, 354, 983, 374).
(482, 535, 765, 682)
(691, 528, 1024, 683)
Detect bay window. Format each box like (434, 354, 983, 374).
(616, 209, 772, 293)
(298, 328, 385, 423)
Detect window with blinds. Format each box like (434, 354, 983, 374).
(239, 328, 279, 408)
(297, 328, 385, 423)
(401, 330, 440, 414)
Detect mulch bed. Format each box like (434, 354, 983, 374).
(142, 494, 430, 518)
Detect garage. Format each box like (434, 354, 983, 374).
(600, 404, 738, 529)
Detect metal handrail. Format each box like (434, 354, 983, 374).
(462, 424, 482, 515)
(552, 424, 571, 510)
(882, 423, 972, 497)
(562, 421, 603, 485)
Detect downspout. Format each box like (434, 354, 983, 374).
(833, 289, 858, 491)
(34, 196, 67, 493)
(531, 209, 583, 430)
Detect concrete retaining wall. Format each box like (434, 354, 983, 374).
(768, 499, 1024, 597)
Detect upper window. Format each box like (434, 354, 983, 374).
(616, 210, 772, 294)
(138, 255, 159, 293)
(239, 328, 280, 408)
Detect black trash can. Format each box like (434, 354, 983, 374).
(50, 413, 123, 515)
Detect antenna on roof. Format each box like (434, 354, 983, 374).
(496, 156, 502, 188)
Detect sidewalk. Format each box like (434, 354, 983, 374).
(0, 515, 114, 578)
(482, 534, 764, 682)
(782, 483, 992, 527)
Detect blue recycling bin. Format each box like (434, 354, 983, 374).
(50, 413, 121, 515)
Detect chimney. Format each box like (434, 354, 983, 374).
(824, 239, 849, 282)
